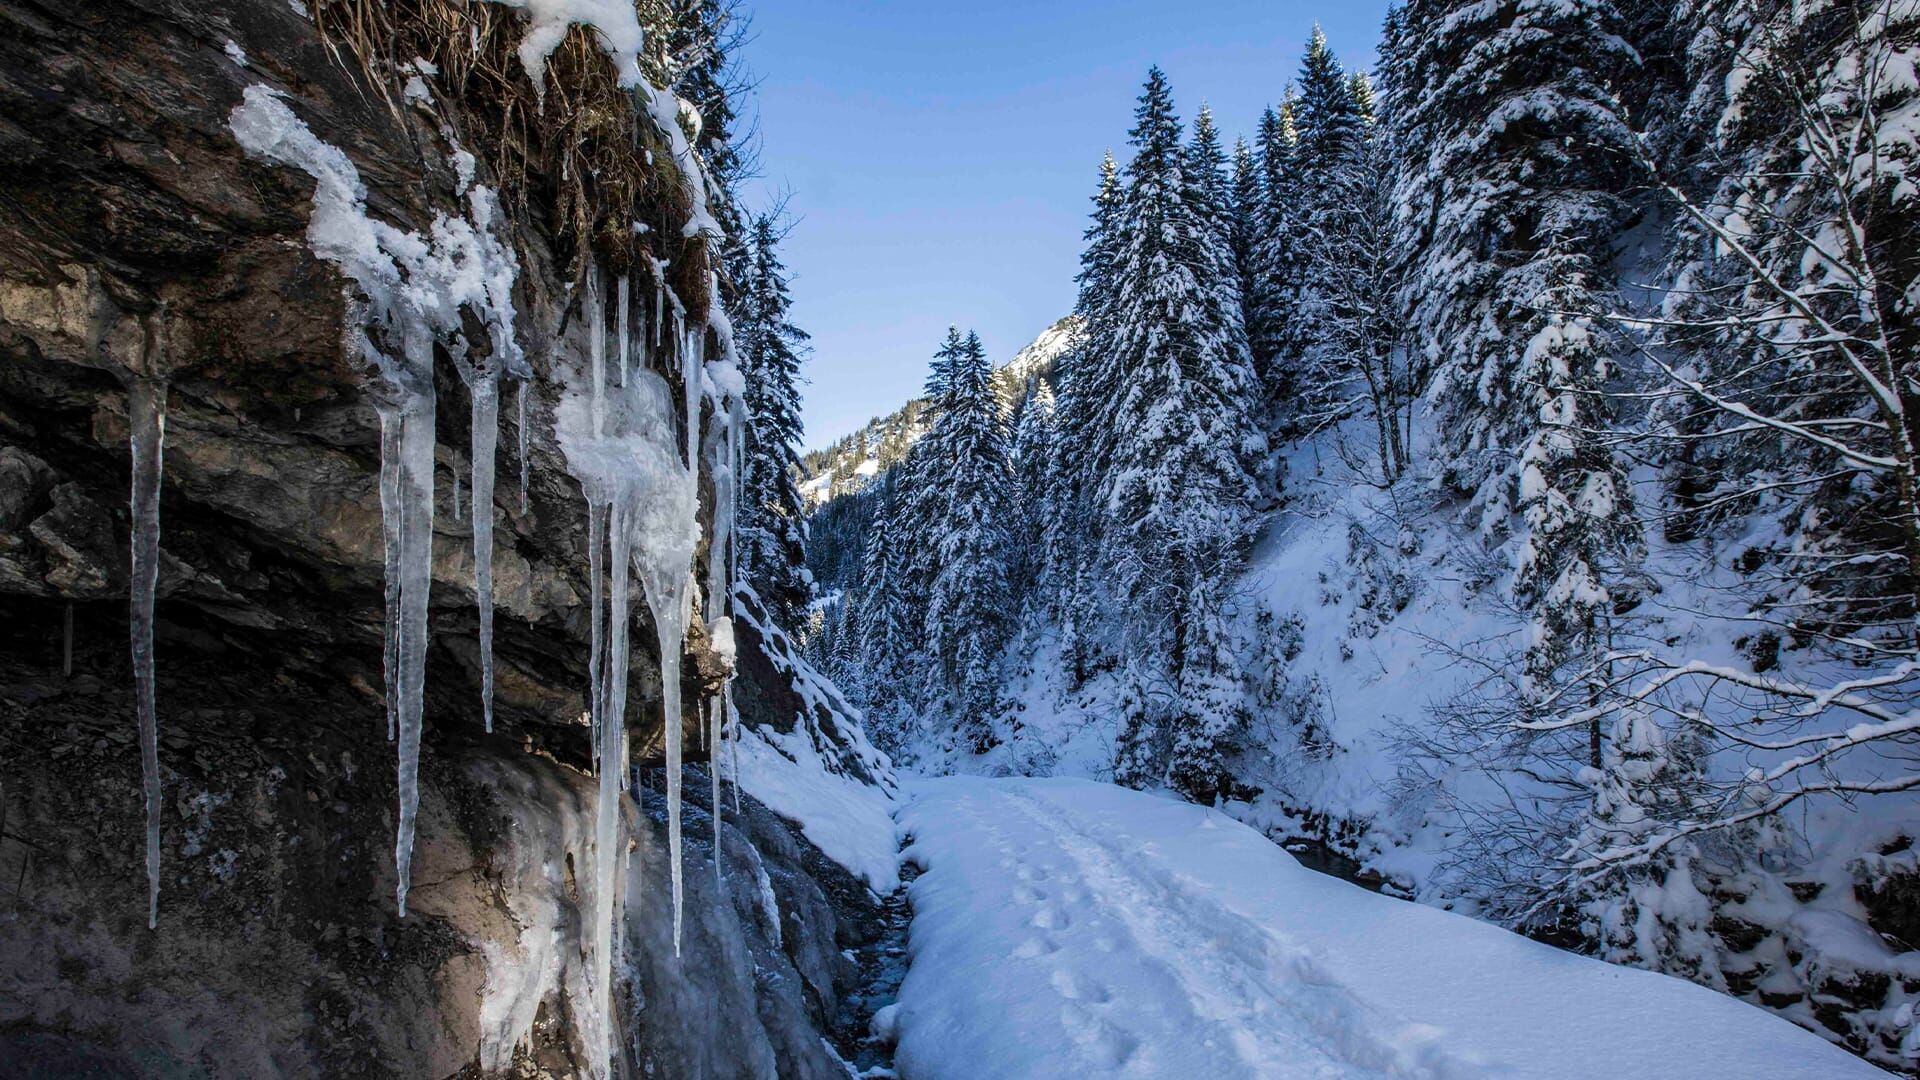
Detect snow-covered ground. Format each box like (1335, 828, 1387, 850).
(887, 776, 1884, 1079)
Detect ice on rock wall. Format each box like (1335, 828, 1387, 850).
(558, 304, 698, 1071)
(231, 47, 749, 1065)
(128, 373, 166, 930)
(230, 85, 522, 917)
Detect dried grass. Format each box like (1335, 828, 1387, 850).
(309, 0, 709, 319)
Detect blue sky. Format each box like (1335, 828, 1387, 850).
(733, 1, 1393, 449)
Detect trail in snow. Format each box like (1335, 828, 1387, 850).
(891, 777, 1884, 1080)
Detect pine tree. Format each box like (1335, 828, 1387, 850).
(1043, 154, 1126, 681)
(852, 472, 915, 750)
(1383, 0, 1637, 500)
(1229, 136, 1263, 323)
(1185, 103, 1234, 245)
(1383, 0, 1639, 709)
(1007, 381, 1055, 606)
(1095, 68, 1264, 799)
(1291, 26, 1362, 182)
(734, 214, 814, 629)
(917, 329, 1016, 751)
(1247, 97, 1302, 421)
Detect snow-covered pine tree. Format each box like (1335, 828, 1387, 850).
(1381, 0, 1638, 504)
(1299, 112, 1412, 482)
(1229, 136, 1263, 331)
(1043, 153, 1126, 684)
(1287, 25, 1368, 436)
(1185, 103, 1234, 246)
(1381, 0, 1640, 705)
(918, 328, 1016, 752)
(1096, 68, 1265, 800)
(1007, 380, 1055, 608)
(852, 471, 916, 753)
(1381, 0, 1645, 943)
(1292, 25, 1363, 183)
(1247, 97, 1302, 425)
(734, 213, 814, 629)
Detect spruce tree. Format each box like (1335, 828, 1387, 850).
(734, 214, 814, 629)
(1247, 97, 1302, 420)
(1043, 154, 1126, 680)
(1096, 68, 1264, 799)
(917, 329, 1016, 751)
(1229, 136, 1263, 325)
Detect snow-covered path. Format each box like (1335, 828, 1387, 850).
(888, 777, 1886, 1079)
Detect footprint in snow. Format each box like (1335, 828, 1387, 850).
(1030, 906, 1071, 931)
(1011, 935, 1060, 959)
(1060, 1001, 1138, 1069)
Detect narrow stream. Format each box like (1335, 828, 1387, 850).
(831, 837, 920, 1078)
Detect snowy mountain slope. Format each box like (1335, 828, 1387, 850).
(798, 316, 1081, 507)
(890, 776, 1880, 1080)
(955, 418, 1920, 1066)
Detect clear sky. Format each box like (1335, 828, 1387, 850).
(733, 1, 1393, 449)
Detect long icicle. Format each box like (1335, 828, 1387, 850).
(516, 379, 530, 517)
(128, 372, 167, 930)
(472, 373, 499, 732)
(658, 576, 688, 956)
(709, 692, 723, 894)
(588, 498, 606, 769)
(393, 323, 437, 919)
(378, 406, 402, 743)
(591, 500, 632, 1077)
(616, 274, 630, 388)
(588, 264, 605, 438)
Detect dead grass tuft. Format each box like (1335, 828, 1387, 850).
(309, 0, 710, 318)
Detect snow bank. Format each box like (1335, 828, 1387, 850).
(732, 584, 899, 893)
(893, 776, 1882, 1080)
(735, 722, 899, 894)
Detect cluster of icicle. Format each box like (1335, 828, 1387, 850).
(556, 255, 749, 1070)
(224, 68, 748, 1078)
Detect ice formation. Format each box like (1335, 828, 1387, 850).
(230, 85, 522, 917)
(128, 373, 166, 930)
(228, 25, 743, 1060)
(615, 273, 630, 387)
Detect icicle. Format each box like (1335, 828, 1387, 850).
(650, 572, 689, 956)
(709, 691, 724, 893)
(589, 501, 633, 1073)
(392, 323, 437, 919)
(728, 686, 742, 813)
(452, 469, 462, 521)
(587, 264, 605, 438)
(128, 373, 166, 930)
(471, 374, 499, 732)
(516, 380, 531, 517)
(681, 322, 699, 474)
(377, 406, 402, 743)
(653, 272, 664, 352)
(587, 498, 606, 769)
(615, 274, 630, 388)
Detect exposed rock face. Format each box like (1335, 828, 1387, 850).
(0, 0, 882, 1074)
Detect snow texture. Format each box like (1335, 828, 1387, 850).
(893, 776, 1885, 1080)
